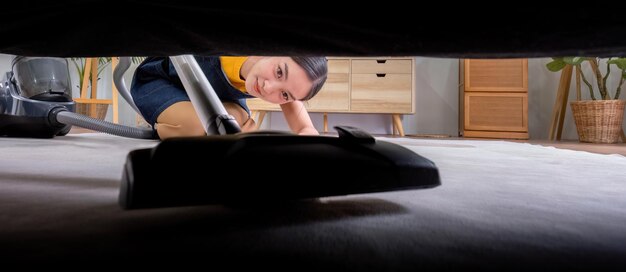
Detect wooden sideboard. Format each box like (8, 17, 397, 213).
(459, 59, 529, 139)
(246, 57, 415, 135)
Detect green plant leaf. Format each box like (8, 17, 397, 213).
(546, 58, 566, 72)
(131, 57, 146, 64)
(608, 58, 626, 70)
(563, 57, 585, 65)
(98, 57, 111, 65)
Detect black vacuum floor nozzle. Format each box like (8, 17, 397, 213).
(119, 126, 440, 209)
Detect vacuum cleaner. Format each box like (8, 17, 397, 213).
(115, 55, 441, 209)
(0, 56, 155, 139)
(0, 55, 441, 209)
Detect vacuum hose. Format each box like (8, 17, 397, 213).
(53, 108, 156, 139)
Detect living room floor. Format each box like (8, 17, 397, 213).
(405, 135, 626, 156)
(69, 127, 626, 156)
(513, 139, 626, 156)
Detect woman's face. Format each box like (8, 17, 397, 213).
(244, 57, 312, 104)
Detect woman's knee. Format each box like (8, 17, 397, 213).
(223, 102, 252, 128)
(154, 122, 205, 139)
(155, 101, 256, 139)
(155, 101, 205, 139)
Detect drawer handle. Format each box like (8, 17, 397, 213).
(376, 73, 386, 77)
(376, 60, 387, 64)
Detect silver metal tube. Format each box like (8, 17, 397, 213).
(112, 57, 142, 115)
(170, 55, 240, 135)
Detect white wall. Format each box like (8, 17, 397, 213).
(406, 57, 459, 136)
(2, 54, 624, 140)
(529, 58, 567, 139)
(0, 54, 11, 80)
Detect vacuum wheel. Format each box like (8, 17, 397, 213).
(56, 125, 72, 136)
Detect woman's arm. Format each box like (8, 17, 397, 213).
(280, 101, 319, 135)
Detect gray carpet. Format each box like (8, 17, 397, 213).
(1, 133, 625, 270)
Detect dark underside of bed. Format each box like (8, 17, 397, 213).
(1, 3, 626, 270)
(2, 4, 625, 58)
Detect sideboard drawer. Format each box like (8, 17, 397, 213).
(351, 59, 412, 74)
(351, 73, 412, 113)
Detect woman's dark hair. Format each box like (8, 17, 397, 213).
(291, 57, 328, 101)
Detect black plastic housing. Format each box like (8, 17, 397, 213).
(120, 129, 440, 209)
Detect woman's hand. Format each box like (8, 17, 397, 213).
(297, 127, 319, 136)
(280, 101, 318, 136)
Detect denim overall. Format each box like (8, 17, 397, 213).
(130, 56, 254, 126)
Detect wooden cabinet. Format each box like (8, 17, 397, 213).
(350, 59, 413, 113)
(247, 57, 415, 135)
(304, 59, 350, 112)
(460, 59, 529, 139)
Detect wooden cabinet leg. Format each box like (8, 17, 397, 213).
(392, 114, 404, 136)
(256, 111, 266, 129)
(89, 58, 99, 118)
(80, 58, 92, 99)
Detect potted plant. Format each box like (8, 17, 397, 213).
(546, 57, 626, 143)
(69, 57, 111, 92)
(68, 57, 146, 91)
(67, 57, 145, 120)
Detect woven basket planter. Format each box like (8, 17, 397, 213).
(76, 103, 109, 120)
(570, 100, 626, 143)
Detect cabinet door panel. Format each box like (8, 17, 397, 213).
(465, 59, 528, 92)
(464, 92, 528, 132)
(306, 59, 350, 112)
(306, 73, 350, 112)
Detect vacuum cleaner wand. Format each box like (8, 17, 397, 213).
(170, 55, 241, 135)
(112, 57, 142, 115)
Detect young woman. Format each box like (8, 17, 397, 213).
(130, 56, 327, 139)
